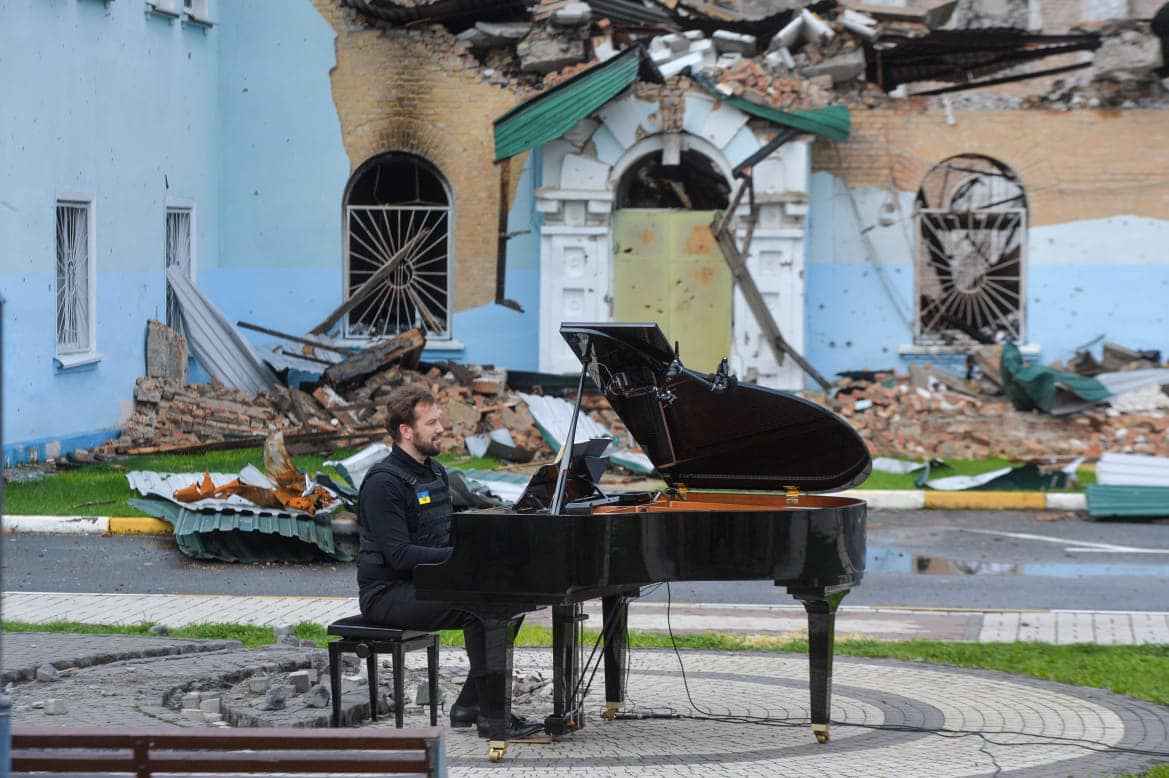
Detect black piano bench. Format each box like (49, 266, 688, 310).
(326, 615, 440, 729)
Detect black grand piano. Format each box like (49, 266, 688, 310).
(415, 322, 871, 762)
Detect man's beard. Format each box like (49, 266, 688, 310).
(415, 436, 441, 457)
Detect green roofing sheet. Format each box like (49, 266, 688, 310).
(1086, 484, 1169, 518)
(130, 498, 351, 563)
(494, 47, 642, 162)
(691, 72, 850, 142)
(1000, 341, 1111, 414)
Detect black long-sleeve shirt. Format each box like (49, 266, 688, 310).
(357, 447, 452, 588)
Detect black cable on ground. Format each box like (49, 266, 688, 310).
(642, 581, 1169, 768)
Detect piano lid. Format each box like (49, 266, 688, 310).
(560, 322, 872, 493)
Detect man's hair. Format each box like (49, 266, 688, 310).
(385, 385, 436, 443)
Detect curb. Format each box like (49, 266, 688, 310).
(0, 491, 1088, 536)
(835, 489, 1085, 512)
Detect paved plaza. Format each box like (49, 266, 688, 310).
(3, 592, 1169, 776)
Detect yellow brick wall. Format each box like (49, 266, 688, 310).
(312, 1, 527, 312)
(812, 107, 1169, 226)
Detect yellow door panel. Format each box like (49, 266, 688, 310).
(612, 209, 731, 369)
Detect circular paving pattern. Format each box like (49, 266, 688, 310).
(397, 648, 1169, 777)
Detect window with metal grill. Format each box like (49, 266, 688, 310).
(914, 155, 1027, 347)
(56, 201, 93, 356)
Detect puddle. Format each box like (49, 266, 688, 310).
(867, 546, 1169, 578)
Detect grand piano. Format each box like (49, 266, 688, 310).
(415, 322, 871, 762)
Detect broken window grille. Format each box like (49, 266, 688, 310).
(343, 153, 451, 339)
(56, 201, 91, 355)
(165, 206, 193, 331)
(914, 154, 1026, 346)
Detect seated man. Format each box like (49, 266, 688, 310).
(356, 384, 523, 735)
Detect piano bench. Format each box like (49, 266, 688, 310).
(326, 615, 440, 729)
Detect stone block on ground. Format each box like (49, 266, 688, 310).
(258, 685, 287, 711)
(35, 664, 59, 683)
(289, 670, 312, 694)
(304, 684, 331, 708)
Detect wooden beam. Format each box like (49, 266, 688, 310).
(709, 200, 832, 390)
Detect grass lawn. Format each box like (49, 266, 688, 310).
(2, 448, 502, 517)
(5, 448, 1093, 516)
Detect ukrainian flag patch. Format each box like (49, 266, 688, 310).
(417, 490, 431, 505)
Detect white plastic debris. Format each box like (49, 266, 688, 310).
(871, 457, 927, 475)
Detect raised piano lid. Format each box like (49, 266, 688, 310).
(560, 322, 872, 494)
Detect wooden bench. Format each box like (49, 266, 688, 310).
(12, 726, 446, 777)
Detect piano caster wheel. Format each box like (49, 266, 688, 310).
(488, 741, 508, 762)
(813, 725, 830, 744)
(603, 703, 621, 721)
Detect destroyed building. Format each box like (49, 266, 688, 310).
(3, 0, 1168, 463)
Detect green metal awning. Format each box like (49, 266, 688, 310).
(494, 47, 643, 162)
(691, 72, 850, 143)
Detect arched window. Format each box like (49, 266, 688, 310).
(343, 152, 451, 339)
(915, 155, 1026, 346)
(615, 149, 730, 210)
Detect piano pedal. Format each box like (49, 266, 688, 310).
(812, 723, 830, 744)
(544, 709, 586, 736)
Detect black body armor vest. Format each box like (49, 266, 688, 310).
(357, 457, 451, 582)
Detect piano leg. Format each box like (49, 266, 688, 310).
(791, 588, 848, 744)
(481, 616, 522, 762)
(547, 603, 586, 736)
(601, 594, 630, 720)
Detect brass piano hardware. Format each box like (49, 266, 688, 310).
(675, 484, 689, 499)
(784, 485, 802, 503)
(812, 723, 830, 744)
(488, 741, 507, 762)
(604, 702, 622, 720)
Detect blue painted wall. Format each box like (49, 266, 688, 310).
(208, 0, 348, 339)
(1, 0, 220, 462)
(805, 172, 1169, 382)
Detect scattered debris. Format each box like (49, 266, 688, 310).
(871, 457, 927, 474)
(127, 497, 350, 563)
(165, 266, 280, 395)
(333, 0, 1164, 113)
(520, 392, 654, 474)
(919, 462, 1072, 491)
(1097, 452, 1169, 487)
(1000, 342, 1112, 415)
(1086, 484, 1169, 519)
(145, 320, 188, 383)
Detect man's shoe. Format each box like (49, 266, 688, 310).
(477, 713, 543, 739)
(449, 703, 479, 728)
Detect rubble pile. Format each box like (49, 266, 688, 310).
(828, 354, 1169, 461)
(92, 364, 562, 462)
(1031, 20, 1169, 109)
(350, 0, 1166, 111)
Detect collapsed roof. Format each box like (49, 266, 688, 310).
(339, 0, 1132, 110)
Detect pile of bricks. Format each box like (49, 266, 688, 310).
(824, 373, 1169, 461)
(93, 364, 560, 461)
(346, 0, 1169, 117)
